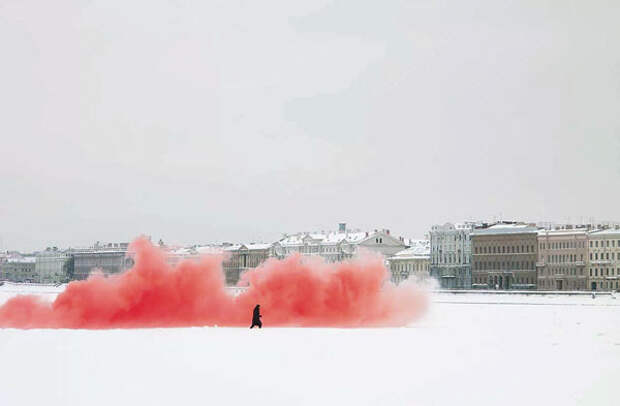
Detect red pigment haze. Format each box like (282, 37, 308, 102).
(0, 238, 428, 329)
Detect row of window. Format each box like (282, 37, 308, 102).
(540, 268, 584, 276)
(472, 276, 534, 285)
(592, 281, 619, 290)
(284, 246, 342, 254)
(431, 234, 471, 243)
(392, 263, 428, 272)
(432, 253, 468, 265)
(539, 241, 586, 250)
(590, 268, 619, 277)
(473, 261, 535, 271)
(539, 279, 587, 289)
(474, 245, 535, 254)
(590, 252, 618, 261)
(543, 254, 584, 263)
(590, 240, 620, 248)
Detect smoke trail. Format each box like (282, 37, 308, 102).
(0, 238, 428, 329)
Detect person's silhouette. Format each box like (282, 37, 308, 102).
(250, 304, 262, 329)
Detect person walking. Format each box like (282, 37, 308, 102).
(250, 304, 262, 329)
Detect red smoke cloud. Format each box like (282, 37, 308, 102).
(0, 238, 428, 329)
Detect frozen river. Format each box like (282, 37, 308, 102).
(0, 283, 618, 405)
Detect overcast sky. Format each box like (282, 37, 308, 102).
(1, 0, 619, 251)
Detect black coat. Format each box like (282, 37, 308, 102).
(252, 305, 261, 323)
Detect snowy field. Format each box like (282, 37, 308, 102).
(1, 283, 618, 405)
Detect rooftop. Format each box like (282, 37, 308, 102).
(589, 229, 620, 236)
(390, 243, 431, 259)
(6, 257, 36, 264)
(279, 230, 369, 246)
(472, 223, 539, 236)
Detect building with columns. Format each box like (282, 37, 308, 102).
(35, 250, 74, 283)
(220, 243, 273, 285)
(168, 243, 274, 286)
(69, 242, 132, 280)
(471, 223, 539, 290)
(272, 223, 408, 262)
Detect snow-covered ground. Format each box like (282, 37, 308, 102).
(1, 283, 618, 405)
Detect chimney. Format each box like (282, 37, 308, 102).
(338, 222, 346, 233)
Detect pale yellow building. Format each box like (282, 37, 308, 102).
(587, 229, 620, 292)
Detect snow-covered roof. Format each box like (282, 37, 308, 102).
(537, 229, 588, 237)
(432, 221, 484, 231)
(390, 244, 430, 260)
(279, 230, 368, 246)
(245, 243, 272, 251)
(589, 229, 620, 236)
(6, 257, 36, 264)
(472, 224, 538, 236)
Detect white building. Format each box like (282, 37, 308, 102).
(35, 250, 73, 283)
(272, 223, 408, 262)
(0, 257, 36, 282)
(168, 242, 274, 285)
(429, 222, 480, 289)
(388, 240, 430, 284)
(69, 242, 132, 280)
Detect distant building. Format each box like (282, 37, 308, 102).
(70, 242, 132, 280)
(471, 223, 539, 290)
(537, 229, 588, 291)
(0, 257, 36, 282)
(429, 222, 479, 289)
(272, 223, 408, 262)
(35, 250, 74, 283)
(587, 229, 620, 292)
(388, 240, 430, 284)
(220, 243, 273, 285)
(168, 243, 274, 286)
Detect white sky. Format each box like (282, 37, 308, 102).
(1, 1, 619, 251)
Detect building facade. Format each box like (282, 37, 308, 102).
(587, 229, 620, 292)
(35, 251, 74, 283)
(471, 223, 539, 290)
(388, 240, 430, 284)
(168, 243, 274, 286)
(0, 257, 36, 282)
(536, 229, 588, 291)
(70, 242, 132, 280)
(429, 222, 478, 289)
(221, 243, 273, 285)
(273, 224, 408, 262)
